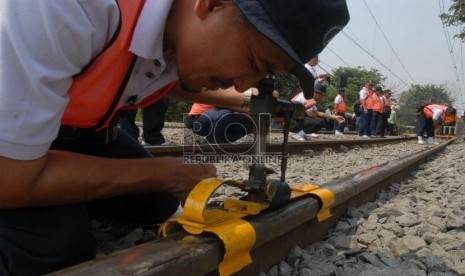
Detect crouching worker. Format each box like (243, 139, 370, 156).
(416, 104, 456, 144)
(0, 0, 349, 274)
(290, 82, 346, 141)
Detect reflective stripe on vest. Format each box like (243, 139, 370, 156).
(61, 0, 175, 130)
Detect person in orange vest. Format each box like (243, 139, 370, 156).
(369, 84, 384, 137)
(358, 81, 375, 137)
(376, 89, 392, 137)
(416, 104, 456, 144)
(184, 101, 254, 144)
(334, 87, 347, 135)
(441, 111, 458, 135)
(0, 0, 349, 274)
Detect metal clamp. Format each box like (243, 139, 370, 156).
(162, 178, 267, 276)
(291, 183, 335, 221)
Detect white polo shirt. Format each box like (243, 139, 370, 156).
(0, 0, 178, 160)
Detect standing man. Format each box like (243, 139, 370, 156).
(358, 81, 374, 137)
(416, 104, 456, 144)
(0, 0, 349, 274)
(370, 84, 383, 137)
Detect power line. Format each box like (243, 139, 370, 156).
(341, 30, 410, 89)
(362, 0, 417, 84)
(326, 47, 352, 67)
(438, 0, 465, 104)
(317, 60, 335, 72)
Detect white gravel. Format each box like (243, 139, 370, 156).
(162, 124, 465, 275)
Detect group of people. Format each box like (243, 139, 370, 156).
(0, 0, 350, 274)
(357, 81, 394, 138)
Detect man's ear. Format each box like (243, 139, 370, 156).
(194, 0, 224, 19)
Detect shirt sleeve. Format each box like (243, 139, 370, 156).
(0, 0, 119, 160)
(359, 89, 367, 101)
(432, 109, 443, 121)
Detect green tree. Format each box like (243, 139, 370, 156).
(275, 73, 301, 99)
(165, 100, 190, 122)
(327, 66, 385, 112)
(440, 0, 465, 41)
(397, 84, 455, 125)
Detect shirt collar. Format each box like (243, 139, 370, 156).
(129, 0, 174, 59)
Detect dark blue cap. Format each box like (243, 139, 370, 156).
(234, 0, 350, 99)
(373, 84, 383, 92)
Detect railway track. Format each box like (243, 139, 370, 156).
(51, 137, 454, 276)
(145, 135, 415, 157)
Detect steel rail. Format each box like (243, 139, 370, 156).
(51, 138, 451, 276)
(146, 136, 416, 157)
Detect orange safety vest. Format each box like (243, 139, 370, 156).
(372, 93, 383, 113)
(443, 114, 456, 124)
(423, 104, 446, 119)
(61, 0, 176, 130)
(361, 87, 374, 109)
(335, 94, 346, 114)
(189, 103, 214, 115)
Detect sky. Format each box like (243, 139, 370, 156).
(318, 0, 465, 113)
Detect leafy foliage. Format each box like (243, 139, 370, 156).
(440, 0, 465, 41)
(327, 67, 386, 112)
(165, 100, 190, 122)
(275, 73, 301, 99)
(397, 84, 455, 125)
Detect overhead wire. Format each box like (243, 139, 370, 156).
(326, 47, 352, 67)
(362, 0, 417, 84)
(438, 0, 465, 110)
(341, 30, 410, 89)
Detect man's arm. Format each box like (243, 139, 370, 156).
(169, 84, 254, 113)
(0, 151, 216, 209)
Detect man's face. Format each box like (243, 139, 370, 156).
(174, 1, 294, 93)
(314, 91, 325, 100)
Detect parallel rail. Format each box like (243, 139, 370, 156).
(51, 137, 453, 275)
(146, 136, 416, 157)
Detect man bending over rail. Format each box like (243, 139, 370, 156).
(0, 0, 349, 274)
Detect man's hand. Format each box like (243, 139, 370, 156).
(334, 115, 346, 124)
(160, 157, 217, 200)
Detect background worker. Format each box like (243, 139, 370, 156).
(334, 87, 347, 135)
(0, 0, 349, 274)
(119, 97, 171, 146)
(305, 55, 330, 82)
(290, 82, 346, 141)
(369, 84, 383, 137)
(441, 109, 458, 135)
(358, 81, 374, 137)
(386, 104, 398, 136)
(416, 104, 456, 144)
